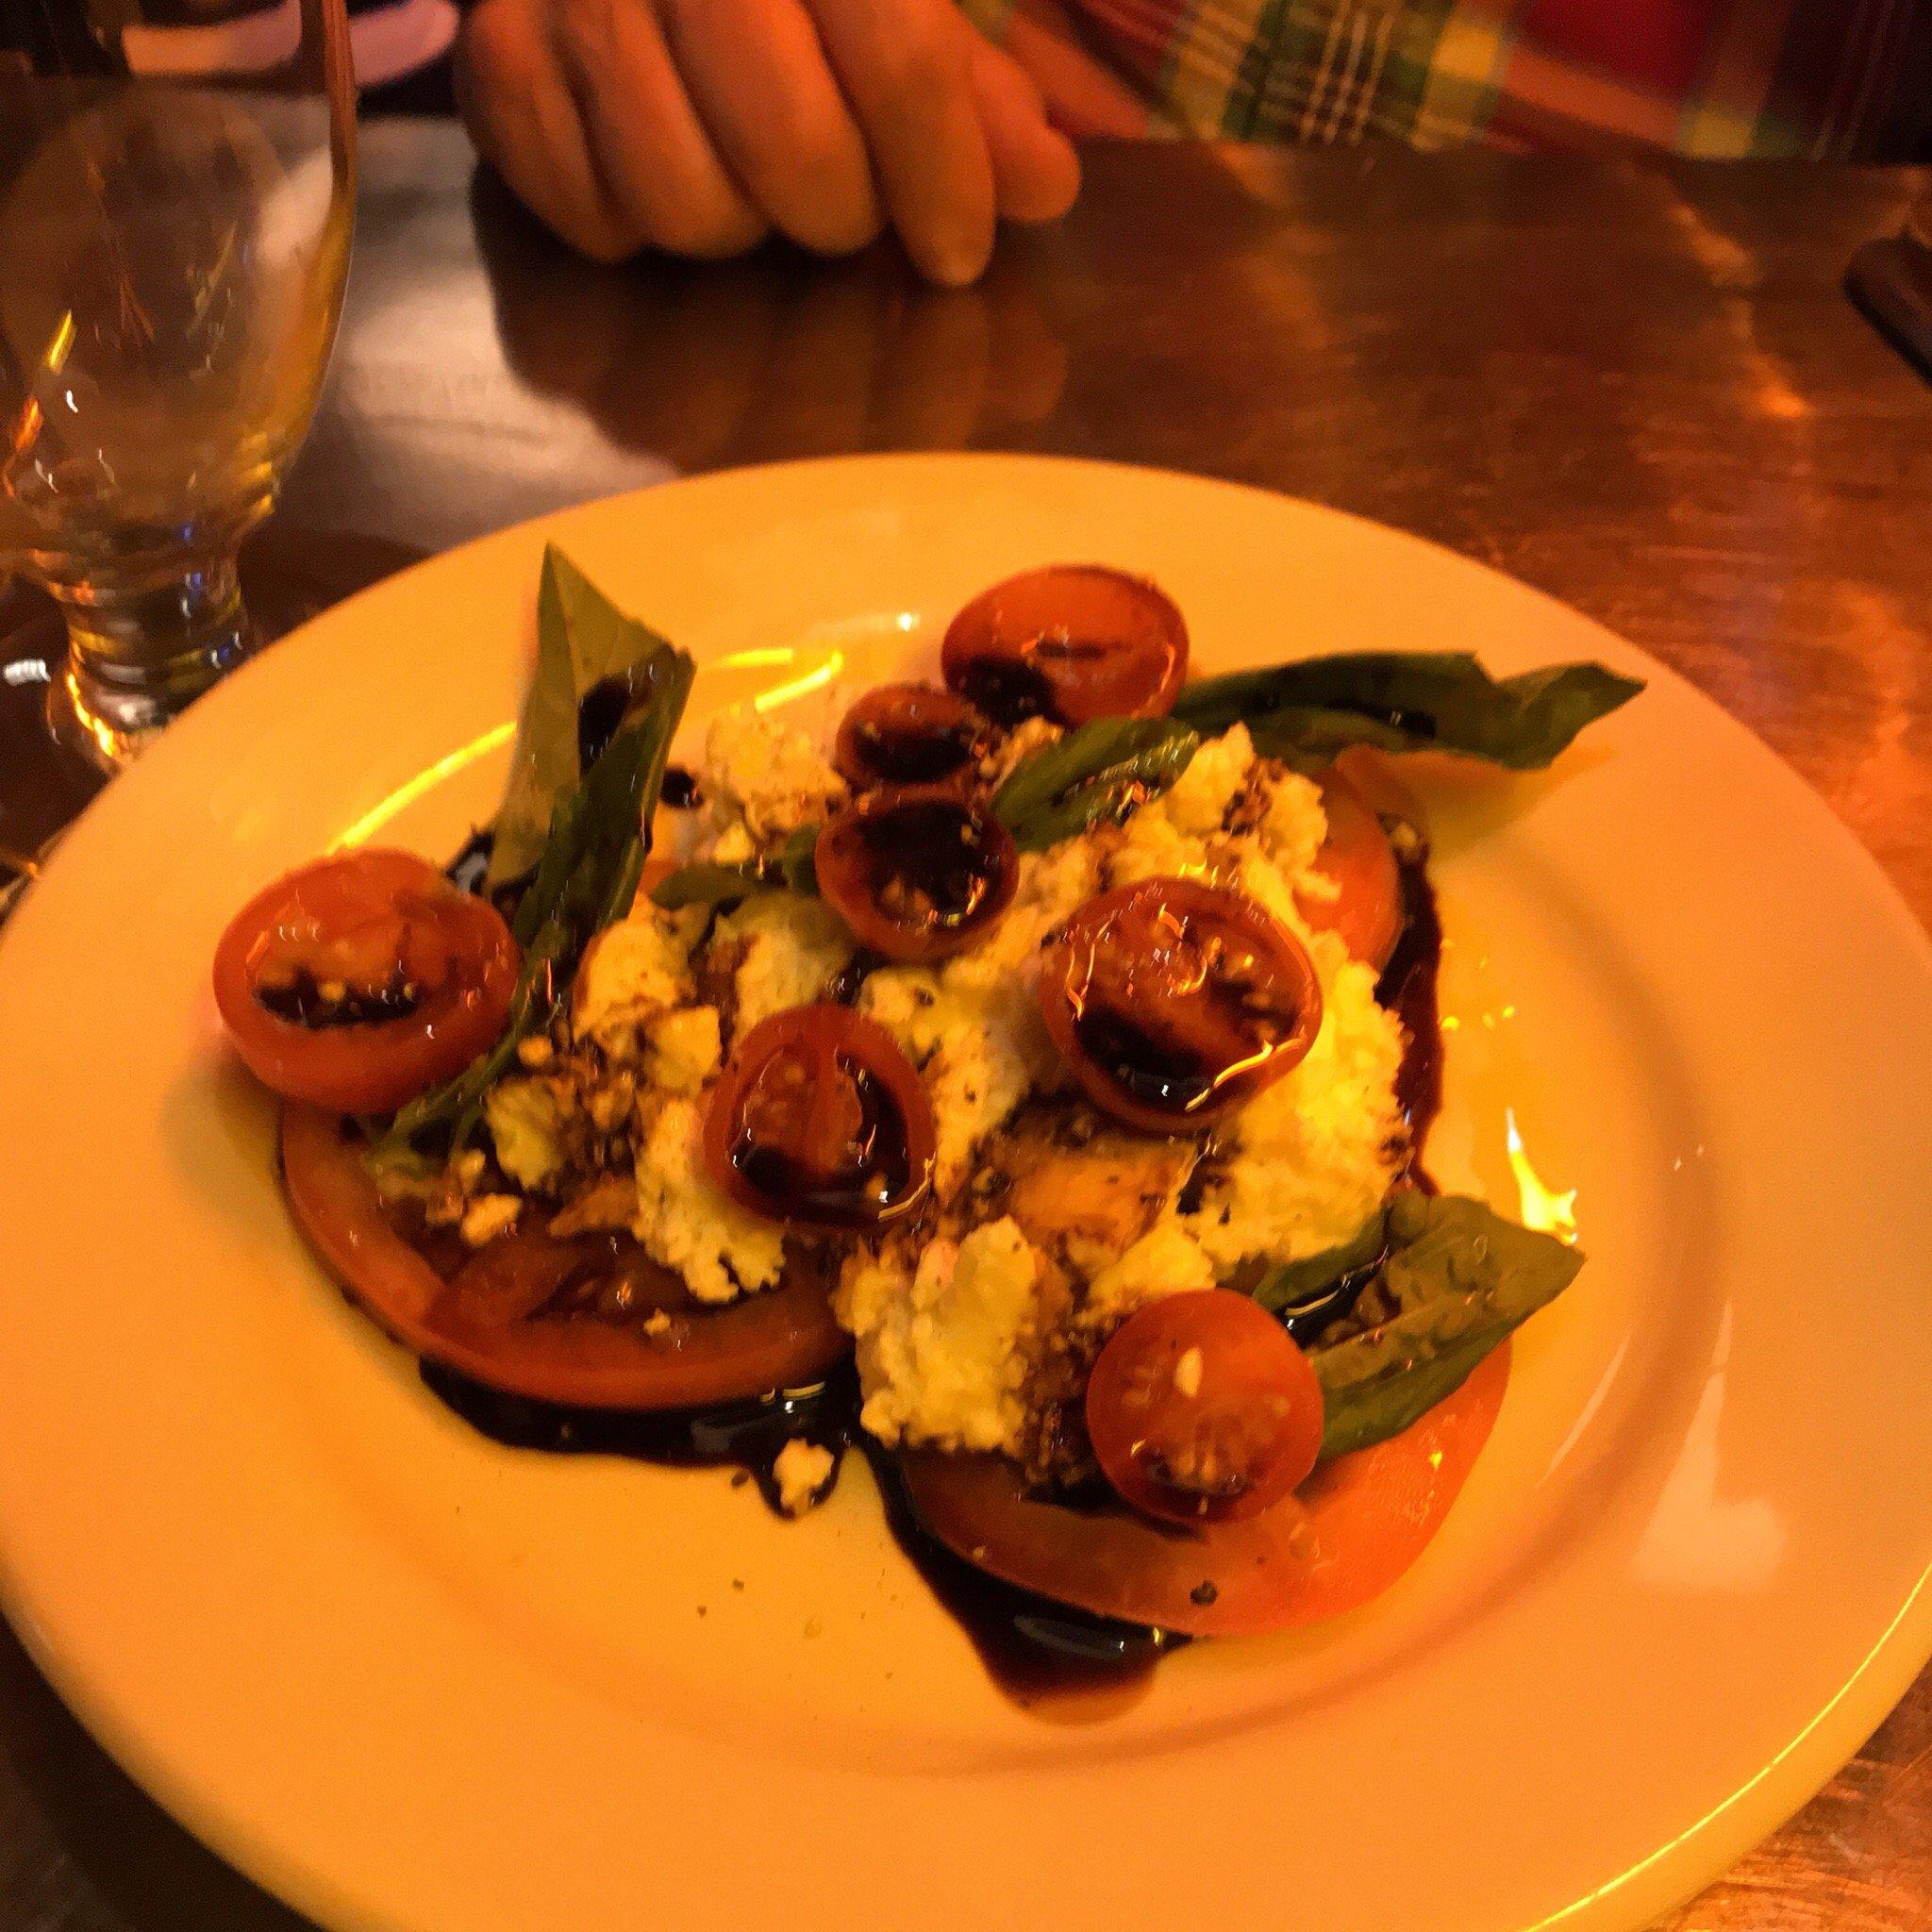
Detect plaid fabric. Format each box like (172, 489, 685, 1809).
(958, 0, 1932, 157)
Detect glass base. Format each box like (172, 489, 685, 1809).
(42, 557, 259, 771)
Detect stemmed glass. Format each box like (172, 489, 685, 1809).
(0, 0, 357, 768)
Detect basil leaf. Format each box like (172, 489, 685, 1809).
(1307, 1191, 1583, 1461)
(650, 860, 763, 910)
(1250, 1209, 1388, 1320)
(1241, 707, 1426, 772)
(991, 718, 1199, 851)
(389, 571, 694, 1149)
(1173, 653, 1641, 771)
(768, 824, 820, 890)
(649, 823, 820, 911)
(487, 547, 679, 889)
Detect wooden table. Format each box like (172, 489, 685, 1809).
(2, 123, 1927, 1932)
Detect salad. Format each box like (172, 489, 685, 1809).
(214, 550, 1639, 1690)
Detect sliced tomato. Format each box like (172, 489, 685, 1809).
(214, 851, 519, 1112)
(941, 565, 1189, 725)
(1085, 1291, 1324, 1524)
(814, 786, 1018, 962)
(899, 1341, 1507, 1636)
(834, 684, 990, 791)
(1038, 877, 1322, 1133)
(1294, 770, 1404, 974)
(281, 1104, 848, 1407)
(702, 1004, 936, 1227)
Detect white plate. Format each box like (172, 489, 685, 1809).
(1, 456, 1929, 1932)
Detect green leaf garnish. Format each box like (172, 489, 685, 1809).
(1302, 1191, 1583, 1461)
(1250, 1209, 1389, 1317)
(991, 717, 1199, 850)
(389, 559, 694, 1148)
(649, 823, 818, 911)
(486, 547, 680, 890)
(1174, 653, 1641, 771)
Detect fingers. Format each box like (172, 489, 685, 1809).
(807, 0, 997, 287)
(964, 33, 1081, 225)
(456, 0, 637, 261)
(658, 0, 883, 258)
(458, 0, 1078, 281)
(548, 0, 768, 258)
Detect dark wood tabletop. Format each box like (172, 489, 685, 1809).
(1, 121, 1927, 1932)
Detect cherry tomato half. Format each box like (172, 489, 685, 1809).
(941, 565, 1189, 726)
(280, 1105, 848, 1407)
(1038, 877, 1323, 1134)
(899, 1341, 1509, 1636)
(814, 785, 1019, 963)
(1294, 770, 1404, 973)
(1085, 1290, 1324, 1524)
(703, 1004, 936, 1228)
(213, 851, 519, 1113)
(833, 683, 991, 791)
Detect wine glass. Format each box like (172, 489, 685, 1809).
(0, 0, 356, 769)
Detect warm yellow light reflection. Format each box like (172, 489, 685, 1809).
(752, 649, 845, 714)
(715, 646, 799, 672)
(61, 665, 121, 764)
(1505, 1108, 1578, 1243)
(1523, 1557, 1932, 1930)
(331, 722, 515, 851)
(44, 308, 75, 375)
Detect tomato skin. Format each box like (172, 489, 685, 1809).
(1085, 1291, 1324, 1524)
(941, 566, 1189, 726)
(702, 1004, 936, 1228)
(280, 1105, 849, 1407)
(900, 1341, 1509, 1636)
(1038, 877, 1323, 1134)
(1295, 771, 1404, 973)
(814, 786, 1019, 963)
(833, 684, 990, 791)
(214, 851, 519, 1112)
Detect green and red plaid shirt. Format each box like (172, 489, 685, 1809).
(959, 0, 1932, 157)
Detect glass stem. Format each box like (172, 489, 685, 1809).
(48, 552, 258, 765)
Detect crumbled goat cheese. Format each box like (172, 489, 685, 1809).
(1162, 721, 1255, 834)
(572, 909, 695, 1055)
(459, 1194, 524, 1247)
(713, 892, 854, 1041)
(644, 1005, 723, 1095)
(858, 837, 1097, 1197)
(483, 1075, 567, 1190)
(839, 1218, 1041, 1450)
(632, 1099, 785, 1304)
(1260, 766, 1330, 880)
(774, 1439, 837, 1516)
(703, 707, 846, 844)
(1084, 1224, 1219, 1323)
(1177, 938, 1405, 1271)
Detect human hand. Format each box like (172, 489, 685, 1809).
(454, 0, 1080, 285)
